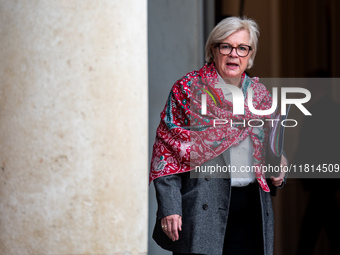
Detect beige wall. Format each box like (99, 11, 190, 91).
(0, 1, 148, 254)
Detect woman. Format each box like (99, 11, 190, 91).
(150, 16, 286, 255)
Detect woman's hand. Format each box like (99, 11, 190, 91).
(161, 214, 182, 241)
(270, 155, 288, 187)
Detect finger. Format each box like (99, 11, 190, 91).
(161, 218, 166, 233)
(271, 176, 283, 186)
(165, 220, 173, 240)
(172, 218, 179, 241)
(161, 218, 171, 236)
(179, 216, 182, 231)
(275, 181, 283, 187)
(271, 176, 283, 182)
(273, 180, 282, 186)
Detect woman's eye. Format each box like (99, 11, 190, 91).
(238, 46, 248, 51)
(221, 45, 231, 49)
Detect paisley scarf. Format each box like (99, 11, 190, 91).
(150, 62, 275, 192)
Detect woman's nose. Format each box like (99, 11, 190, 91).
(229, 48, 238, 57)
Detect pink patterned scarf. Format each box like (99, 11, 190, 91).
(150, 62, 275, 192)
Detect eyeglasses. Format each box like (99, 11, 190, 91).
(215, 43, 252, 57)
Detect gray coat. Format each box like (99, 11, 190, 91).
(153, 150, 275, 255)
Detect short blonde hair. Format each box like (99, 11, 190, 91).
(205, 16, 259, 69)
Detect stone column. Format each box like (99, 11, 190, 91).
(0, 1, 148, 254)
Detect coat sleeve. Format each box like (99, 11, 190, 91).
(153, 173, 182, 220)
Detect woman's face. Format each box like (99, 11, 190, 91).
(212, 30, 252, 82)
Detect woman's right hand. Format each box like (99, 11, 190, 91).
(161, 214, 182, 241)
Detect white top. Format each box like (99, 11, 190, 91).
(217, 73, 256, 187)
